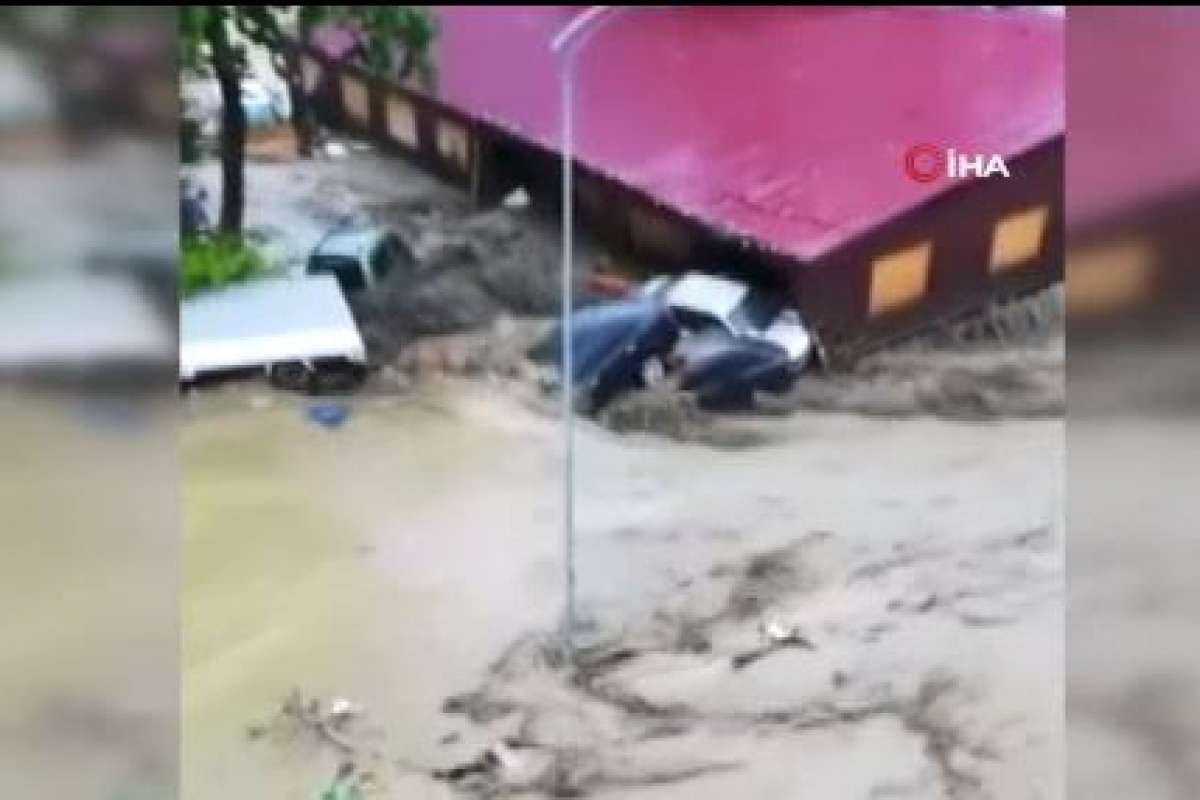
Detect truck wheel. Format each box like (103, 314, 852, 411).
(310, 361, 367, 395)
(697, 381, 754, 411)
(268, 361, 313, 392)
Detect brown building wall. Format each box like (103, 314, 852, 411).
(786, 137, 1063, 363)
(1067, 185, 1200, 327)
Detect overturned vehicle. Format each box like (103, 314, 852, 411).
(534, 273, 816, 412)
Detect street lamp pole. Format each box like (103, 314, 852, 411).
(550, 5, 619, 657)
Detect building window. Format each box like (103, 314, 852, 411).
(340, 75, 370, 126)
(436, 118, 471, 173)
(386, 95, 417, 147)
(869, 240, 932, 316)
(1066, 237, 1154, 317)
(990, 205, 1049, 272)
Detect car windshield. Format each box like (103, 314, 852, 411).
(308, 256, 365, 293)
(729, 289, 784, 333)
(370, 236, 401, 282)
(672, 306, 725, 335)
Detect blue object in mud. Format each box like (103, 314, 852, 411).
(306, 402, 351, 430)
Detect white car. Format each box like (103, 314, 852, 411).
(645, 272, 813, 366)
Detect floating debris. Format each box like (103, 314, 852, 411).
(306, 401, 351, 429)
(501, 186, 531, 210)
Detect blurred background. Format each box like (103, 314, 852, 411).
(0, 6, 177, 798)
(1066, 7, 1200, 800)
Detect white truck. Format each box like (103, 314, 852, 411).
(179, 274, 368, 392)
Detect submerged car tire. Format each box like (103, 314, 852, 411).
(696, 381, 756, 412)
(268, 361, 313, 393)
(309, 360, 368, 395)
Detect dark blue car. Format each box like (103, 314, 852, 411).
(535, 273, 815, 412)
(674, 330, 803, 410)
(535, 296, 680, 412)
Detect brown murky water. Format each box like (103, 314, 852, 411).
(0, 393, 177, 797)
(182, 377, 1062, 798)
(182, 384, 561, 798)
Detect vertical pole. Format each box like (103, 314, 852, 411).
(560, 64, 577, 658)
(553, 5, 622, 661)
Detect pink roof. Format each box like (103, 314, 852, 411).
(434, 7, 1063, 262)
(1066, 7, 1200, 227)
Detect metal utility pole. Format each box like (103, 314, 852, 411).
(549, 5, 620, 657)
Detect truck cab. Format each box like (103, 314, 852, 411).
(306, 224, 412, 295)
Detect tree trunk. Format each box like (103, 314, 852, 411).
(284, 51, 316, 158)
(205, 12, 246, 236)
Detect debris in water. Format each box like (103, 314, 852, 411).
(306, 401, 351, 429)
(431, 757, 489, 783)
(328, 697, 363, 727)
(432, 737, 528, 783)
(760, 618, 814, 648)
(264, 690, 366, 754)
(501, 186, 531, 210)
(320, 761, 365, 800)
(731, 618, 816, 670)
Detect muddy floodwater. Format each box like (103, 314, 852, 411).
(1, 393, 176, 798)
(183, 384, 562, 798)
(183, 378, 1062, 799)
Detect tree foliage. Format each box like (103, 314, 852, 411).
(182, 7, 436, 237)
(180, 6, 436, 81)
(180, 6, 437, 236)
(181, 234, 268, 296)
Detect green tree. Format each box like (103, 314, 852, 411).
(180, 6, 436, 234)
(181, 6, 250, 234)
(181, 234, 267, 297)
(253, 6, 437, 157)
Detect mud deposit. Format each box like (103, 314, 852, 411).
(184, 378, 1061, 799)
(770, 288, 1065, 422)
(353, 204, 583, 363)
(425, 521, 1059, 799)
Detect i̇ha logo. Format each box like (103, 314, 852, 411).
(903, 143, 1010, 183)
